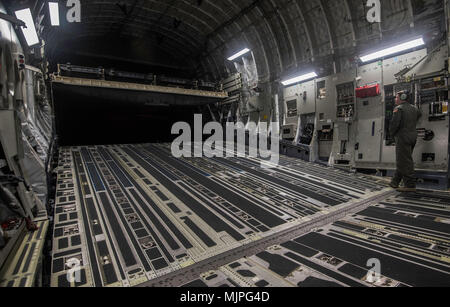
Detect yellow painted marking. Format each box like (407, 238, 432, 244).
(180, 260, 195, 268)
(342, 229, 370, 240)
(401, 248, 449, 263)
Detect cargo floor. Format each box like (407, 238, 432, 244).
(183, 191, 450, 288)
(50, 144, 392, 287)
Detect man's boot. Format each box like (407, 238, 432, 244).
(390, 182, 399, 189)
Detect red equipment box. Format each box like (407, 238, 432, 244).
(356, 84, 380, 98)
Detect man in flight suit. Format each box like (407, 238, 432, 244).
(389, 91, 421, 192)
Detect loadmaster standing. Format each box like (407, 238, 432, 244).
(389, 91, 422, 192)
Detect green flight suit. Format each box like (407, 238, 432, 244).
(390, 102, 421, 188)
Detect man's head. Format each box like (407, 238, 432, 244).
(396, 91, 410, 106)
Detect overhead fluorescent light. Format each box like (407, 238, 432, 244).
(227, 48, 251, 61)
(281, 72, 317, 86)
(49, 2, 60, 26)
(360, 38, 425, 63)
(15, 8, 40, 46)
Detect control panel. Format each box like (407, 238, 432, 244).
(336, 82, 355, 120)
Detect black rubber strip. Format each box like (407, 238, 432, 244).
(128, 268, 141, 275)
(181, 216, 217, 248)
(73, 152, 104, 287)
(134, 169, 145, 179)
(388, 234, 432, 249)
(154, 189, 169, 202)
(58, 274, 70, 287)
(59, 238, 69, 249)
(81, 174, 91, 195)
(284, 252, 366, 287)
(255, 251, 299, 278)
(217, 157, 342, 206)
(79, 159, 125, 281)
(167, 203, 181, 214)
(99, 148, 183, 260)
(86, 163, 105, 192)
(333, 221, 367, 232)
(85, 198, 103, 236)
(97, 148, 176, 266)
(97, 240, 109, 257)
(257, 225, 270, 232)
(131, 222, 144, 230)
(13, 244, 29, 275)
(399, 192, 450, 203)
(59, 214, 68, 222)
(182, 279, 208, 288)
(338, 263, 368, 280)
(393, 199, 449, 209)
(129, 189, 181, 251)
(255, 280, 269, 287)
(295, 232, 450, 287)
(36, 224, 44, 240)
(81, 148, 93, 162)
(98, 192, 138, 267)
(153, 146, 289, 219)
(19, 277, 27, 287)
(123, 146, 245, 242)
(74, 269, 88, 287)
(327, 230, 450, 271)
(206, 274, 218, 281)
(71, 235, 81, 246)
(106, 160, 133, 188)
(360, 207, 450, 234)
(177, 180, 256, 232)
(146, 248, 162, 261)
(357, 217, 449, 241)
(103, 263, 118, 285)
(381, 202, 450, 218)
(332, 222, 431, 249)
(152, 258, 169, 270)
(229, 262, 241, 269)
(235, 157, 356, 197)
(274, 159, 376, 192)
(89, 151, 154, 272)
(280, 240, 319, 258)
(227, 278, 240, 287)
(134, 150, 178, 181)
(52, 258, 65, 273)
(144, 145, 286, 228)
(237, 269, 256, 278)
(22, 242, 36, 273)
(298, 276, 344, 287)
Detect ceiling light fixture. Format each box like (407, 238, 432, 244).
(49, 2, 60, 26)
(14, 8, 39, 46)
(227, 48, 251, 61)
(281, 72, 318, 86)
(360, 38, 425, 63)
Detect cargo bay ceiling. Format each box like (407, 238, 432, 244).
(5, 0, 447, 81)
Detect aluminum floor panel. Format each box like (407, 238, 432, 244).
(182, 190, 450, 288)
(51, 144, 391, 287)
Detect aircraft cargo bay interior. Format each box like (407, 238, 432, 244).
(0, 0, 449, 292)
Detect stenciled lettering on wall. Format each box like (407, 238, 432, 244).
(49, 0, 81, 26)
(66, 0, 81, 23)
(366, 0, 381, 23)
